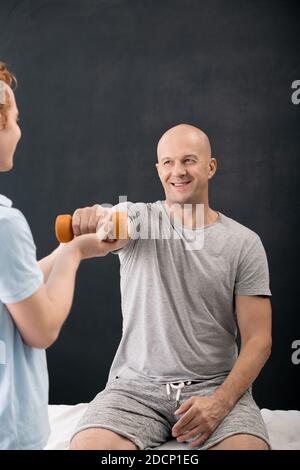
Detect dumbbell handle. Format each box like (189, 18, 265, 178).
(55, 212, 128, 243)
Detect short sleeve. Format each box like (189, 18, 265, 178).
(0, 209, 43, 304)
(234, 235, 271, 296)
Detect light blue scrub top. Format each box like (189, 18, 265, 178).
(0, 194, 50, 449)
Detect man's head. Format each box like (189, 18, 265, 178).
(0, 62, 21, 172)
(156, 124, 217, 206)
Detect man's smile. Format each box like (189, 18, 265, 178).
(170, 181, 192, 190)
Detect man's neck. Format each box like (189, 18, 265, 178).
(164, 200, 219, 229)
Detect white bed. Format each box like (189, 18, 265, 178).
(45, 404, 300, 450)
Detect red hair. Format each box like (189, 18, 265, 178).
(0, 62, 17, 128)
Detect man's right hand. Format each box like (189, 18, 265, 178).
(72, 204, 110, 237)
(72, 204, 129, 255)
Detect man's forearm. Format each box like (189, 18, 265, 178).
(213, 337, 271, 412)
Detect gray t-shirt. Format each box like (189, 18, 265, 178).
(108, 201, 271, 384)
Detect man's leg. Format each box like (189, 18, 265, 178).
(208, 434, 269, 450)
(69, 377, 172, 451)
(69, 428, 138, 450)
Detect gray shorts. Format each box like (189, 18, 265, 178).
(71, 375, 270, 450)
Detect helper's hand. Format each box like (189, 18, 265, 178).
(72, 204, 113, 237)
(69, 233, 110, 259)
(172, 394, 229, 448)
(69, 233, 125, 260)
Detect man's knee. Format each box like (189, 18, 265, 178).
(209, 434, 269, 450)
(69, 428, 138, 450)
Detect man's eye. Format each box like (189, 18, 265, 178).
(185, 159, 194, 164)
(163, 161, 171, 166)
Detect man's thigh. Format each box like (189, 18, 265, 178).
(208, 433, 269, 450)
(69, 377, 172, 449)
(178, 383, 270, 450)
(70, 427, 138, 450)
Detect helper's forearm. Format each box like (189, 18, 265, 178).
(44, 245, 81, 334)
(213, 337, 271, 412)
(38, 245, 63, 282)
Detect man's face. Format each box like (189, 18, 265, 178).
(0, 86, 21, 172)
(156, 128, 215, 206)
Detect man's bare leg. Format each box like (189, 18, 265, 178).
(208, 434, 269, 450)
(69, 428, 138, 450)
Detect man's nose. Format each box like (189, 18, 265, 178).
(172, 161, 187, 177)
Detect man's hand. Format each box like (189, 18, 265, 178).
(71, 204, 128, 255)
(72, 204, 113, 237)
(172, 394, 229, 448)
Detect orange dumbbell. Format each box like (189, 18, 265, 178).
(55, 212, 128, 243)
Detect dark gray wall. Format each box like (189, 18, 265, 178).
(0, 0, 299, 409)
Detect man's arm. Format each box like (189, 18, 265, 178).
(172, 295, 272, 447)
(213, 295, 272, 408)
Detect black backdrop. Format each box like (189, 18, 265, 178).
(0, 0, 299, 410)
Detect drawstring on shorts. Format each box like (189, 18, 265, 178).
(166, 381, 192, 407)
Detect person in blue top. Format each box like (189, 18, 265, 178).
(0, 62, 119, 449)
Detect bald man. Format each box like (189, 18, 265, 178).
(69, 124, 272, 450)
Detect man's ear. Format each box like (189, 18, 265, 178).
(208, 157, 217, 179)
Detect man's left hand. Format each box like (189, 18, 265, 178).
(172, 395, 229, 448)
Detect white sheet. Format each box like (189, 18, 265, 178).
(45, 404, 300, 450)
